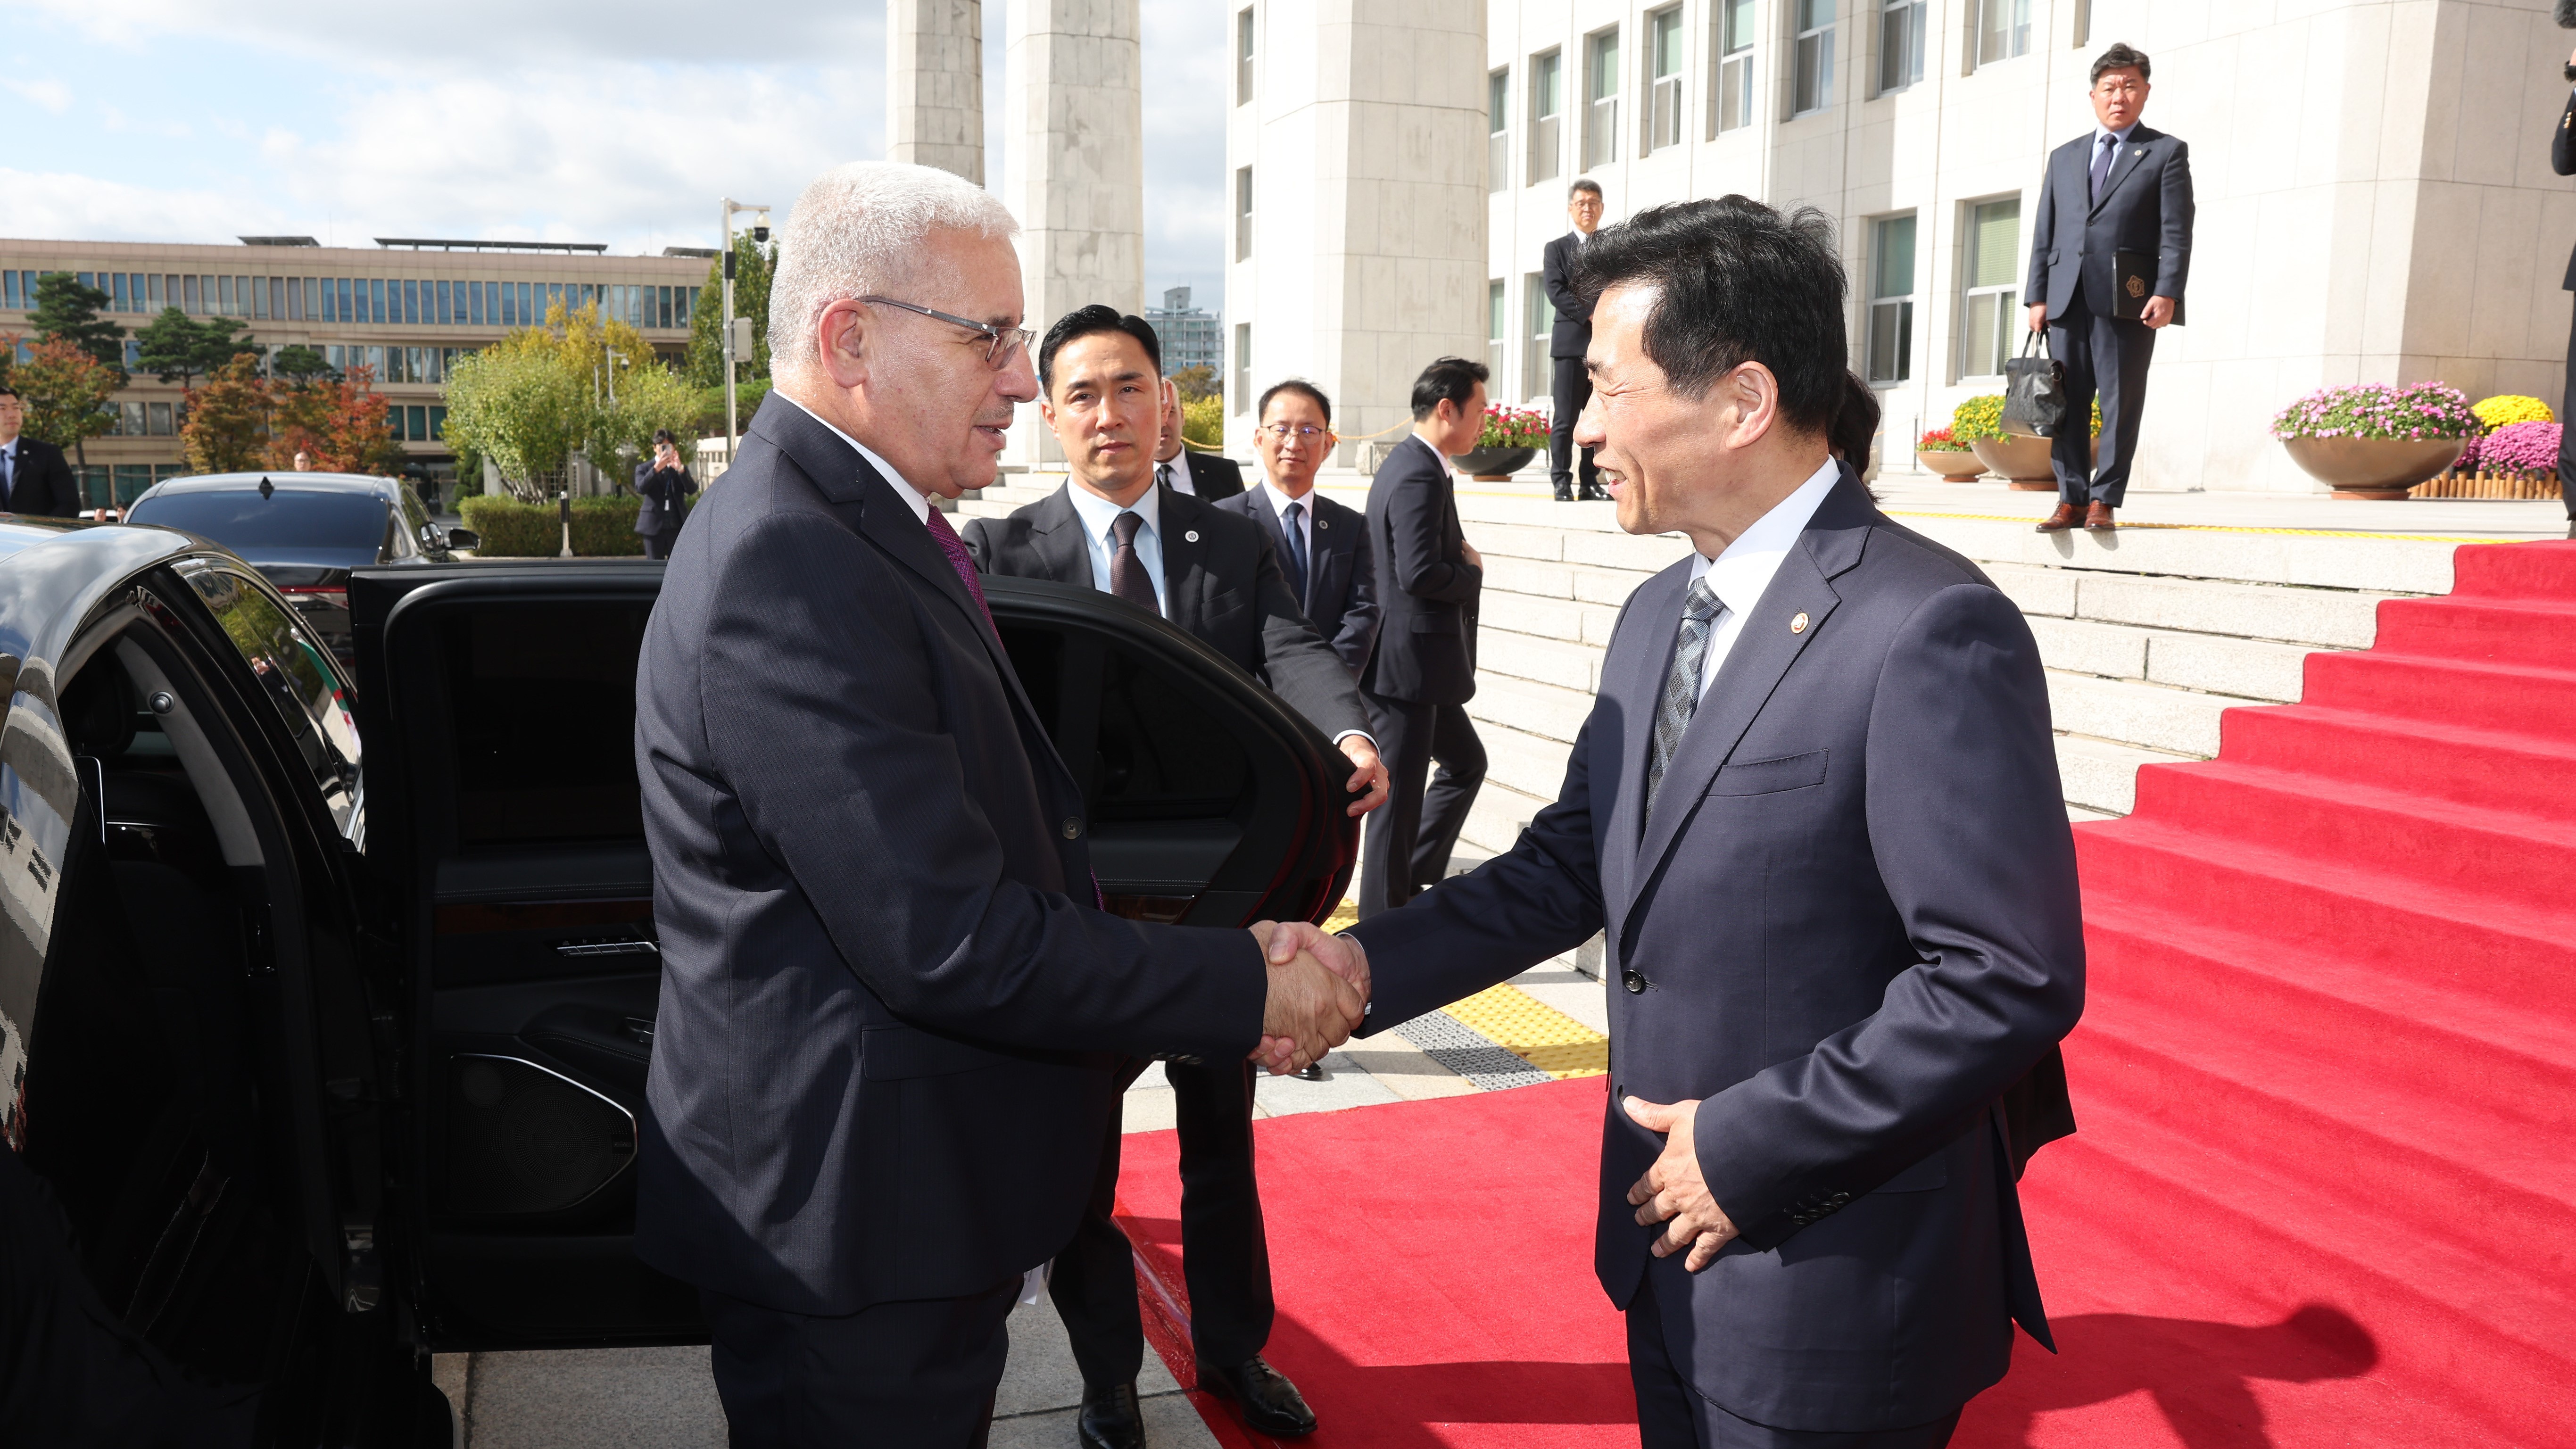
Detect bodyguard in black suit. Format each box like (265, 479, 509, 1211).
(2025, 42, 2192, 533)
(632, 168, 1362, 1449)
(1151, 381, 1247, 500)
(1544, 180, 1609, 502)
(1284, 197, 2084, 1448)
(0, 389, 84, 517)
(1215, 378, 1380, 679)
(2552, 53, 2576, 523)
(962, 306, 1387, 1449)
(1357, 358, 1490, 919)
(630, 429, 696, 560)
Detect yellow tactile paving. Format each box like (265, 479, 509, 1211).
(1444, 982, 1608, 1080)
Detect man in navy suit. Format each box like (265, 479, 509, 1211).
(2026, 42, 2193, 533)
(1276, 196, 2085, 1447)
(1215, 378, 1380, 679)
(1544, 180, 1610, 502)
(631, 162, 1363, 1449)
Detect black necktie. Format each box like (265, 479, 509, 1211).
(1281, 500, 1309, 604)
(1108, 512, 1159, 615)
(1156, 461, 1172, 492)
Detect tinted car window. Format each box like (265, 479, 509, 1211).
(440, 604, 649, 845)
(184, 566, 363, 836)
(999, 624, 1249, 819)
(133, 490, 391, 552)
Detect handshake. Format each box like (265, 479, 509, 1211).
(1245, 921, 1371, 1075)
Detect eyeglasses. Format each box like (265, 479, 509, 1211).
(1260, 423, 1332, 440)
(857, 296, 1035, 368)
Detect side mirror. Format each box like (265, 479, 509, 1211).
(447, 527, 481, 551)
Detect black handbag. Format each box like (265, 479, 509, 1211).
(2001, 331, 2068, 438)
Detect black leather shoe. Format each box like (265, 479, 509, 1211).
(1077, 1380, 1146, 1449)
(1196, 1356, 1317, 1437)
(1578, 481, 1610, 501)
(1551, 483, 1575, 501)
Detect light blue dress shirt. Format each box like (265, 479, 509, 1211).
(1063, 480, 1169, 615)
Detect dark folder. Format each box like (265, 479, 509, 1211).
(2112, 249, 2156, 322)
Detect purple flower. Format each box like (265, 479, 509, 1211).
(2480, 421, 2562, 473)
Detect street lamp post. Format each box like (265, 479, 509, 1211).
(718, 198, 773, 470)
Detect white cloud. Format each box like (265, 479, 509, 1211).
(0, 167, 301, 242)
(8, 0, 882, 66)
(6, 78, 71, 114)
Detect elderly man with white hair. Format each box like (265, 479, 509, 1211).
(631, 161, 1367, 1447)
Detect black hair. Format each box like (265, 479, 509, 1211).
(1408, 356, 1489, 422)
(1569, 195, 1846, 436)
(0, 383, 18, 401)
(1038, 305, 1162, 392)
(1257, 378, 1333, 426)
(2090, 43, 2150, 85)
(652, 428, 676, 447)
(1569, 178, 1603, 200)
(1829, 372, 1880, 472)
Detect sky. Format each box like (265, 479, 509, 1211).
(0, 0, 1230, 315)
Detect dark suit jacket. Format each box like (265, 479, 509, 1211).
(1166, 450, 1246, 502)
(2555, 91, 2576, 288)
(1, 437, 81, 517)
(631, 461, 696, 537)
(1359, 434, 1480, 705)
(1215, 483, 1380, 679)
(1349, 468, 2085, 1432)
(632, 394, 1267, 1317)
(960, 481, 1370, 741)
(2026, 125, 2194, 325)
(1543, 232, 1594, 359)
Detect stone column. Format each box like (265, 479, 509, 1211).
(1004, 0, 1146, 467)
(887, 0, 985, 185)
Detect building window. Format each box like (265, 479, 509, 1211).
(1529, 49, 1562, 184)
(1524, 272, 1556, 405)
(1978, 0, 2033, 66)
(1489, 69, 1510, 193)
(148, 401, 174, 435)
(2, 271, 16, 309)
(1960, 198, 2021, 380)
(1237, 8, 1255, 105)
(1233, 323, 1251, 415)
(1867, 215, 1915, 384)
(2073, 0, 2091, 46)
(1488, 278, 1507, 385)
(1793, 0, 1835, 117)
(1235, 166, 1254, 262)
(1879, 0, 1925, 93)
(1646, 7, 1684, 153)
(1583, 28, 1620, 169)
(118, 402, 144, 436)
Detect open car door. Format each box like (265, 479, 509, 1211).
(351, 560, 1357, 1352)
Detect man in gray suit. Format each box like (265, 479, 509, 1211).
(632, 163, 1363, 1448)
(2025, 42, 2193, 533)
(1273, 196, 2084, 1447)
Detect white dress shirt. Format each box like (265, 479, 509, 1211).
(1063, 479, 1170, 616)
(782, 394, 931, 527)
(1682, 458, 1840, 702)
(1154, 451, 1198, 497)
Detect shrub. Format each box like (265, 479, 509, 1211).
(2479, 421, 2562, 475)
(2270, 382, 2479, 441)
(1181, 393, 1224, 450)
(2471, 394, 2553, 431)
(1948, 396, 2008, 443)
(460, 495, 649, 557)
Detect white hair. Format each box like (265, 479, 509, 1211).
(768, 161, 1019, 380)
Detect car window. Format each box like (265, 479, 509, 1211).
(437, 603, 650, 846)
(132, 490, 392, 553)
(183, 565, 363, 837)
(395, 484, 435, 556)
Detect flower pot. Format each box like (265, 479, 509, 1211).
(1915, 448, 1986, 482)
(2280, 436, 2468, 500)
(1967, 435, 2099, 490)
(1450, 446, 1538, 480)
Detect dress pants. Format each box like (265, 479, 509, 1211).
(1357, 692, 1487, 917)
(2046, 295, 2157, 508)
(1626, 1274, 1963, 1449)
(642, 523, 680, 560)
(2559, 296, 2576, 522)
(1052, 1057, 1272, 1390)
(702, 1277, 1020, 1449)
(1551, 356, 1601, 494)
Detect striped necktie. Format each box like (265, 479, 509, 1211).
(1645, 576, 1726, 808)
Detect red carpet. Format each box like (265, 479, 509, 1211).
(1119, 540, 2576, 1449)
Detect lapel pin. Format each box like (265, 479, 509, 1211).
(1184, 530, 1200, 542)
(1790, 612, 1810, 634)
(1317, 519, 1328, 529)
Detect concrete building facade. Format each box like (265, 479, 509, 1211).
(889, 0, 989, 184)
(0, 237, 705, 505)
(1229, 0, 2576, 493)
(1146, 286, 1224, 375)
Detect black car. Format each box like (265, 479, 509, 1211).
(0, 517, 1357, 1446)
(121, 473, 480, 669)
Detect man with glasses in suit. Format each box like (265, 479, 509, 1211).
(1216, 379, 1381, 682)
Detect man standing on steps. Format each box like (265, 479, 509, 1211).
(1357, 356, 1489, 919)
(2026, 42, 2193, 536)
(1218, 378, 1381, 681)
(1150, 374, 1246, 500)
(1546, 179, 1611, 502)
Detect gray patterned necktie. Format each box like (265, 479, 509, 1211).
(1646, 576, 1726, 808)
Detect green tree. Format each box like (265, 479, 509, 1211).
(30, 273, 125, 373)
(11, 334, 123, 474)
(1168, 364, 1218, 403)
(181, 354, 271, 473)
(135, 307, 263, 387)
(442, 346, 584, 502)
(271, 344, 334, 383)
(683, 235, 772, 389)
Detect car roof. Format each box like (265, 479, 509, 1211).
(139, 472, 402, 498)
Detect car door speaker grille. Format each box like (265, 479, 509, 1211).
(443, 1054, 635, 1217)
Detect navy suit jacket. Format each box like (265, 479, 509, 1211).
(630, 461, 696, 536)
(2026, 125, 2193, 325)
(632, 394, 1267, 1317)
(1349, 468, 2085, 1432)
(1359, 434, 1480, 705)
(1, 437, 81, 517)
(1543, 232, 1595, 359)
(1215, 482, 1381, 679)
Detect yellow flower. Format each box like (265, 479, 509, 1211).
(2471, 394, 2554, 431)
